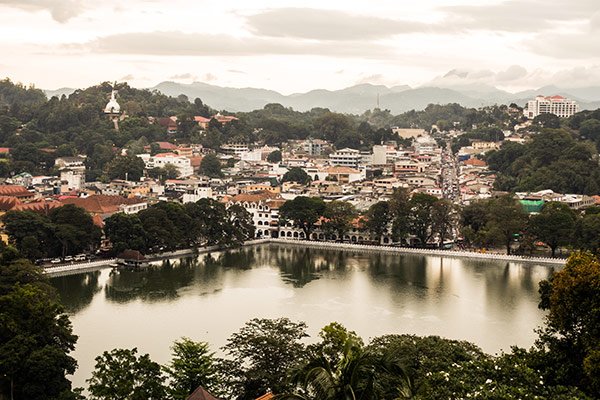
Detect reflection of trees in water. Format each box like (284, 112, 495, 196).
(218, 247, 258, 270)
(461, 259, 550, 304)
(270, 245, 353, 287)
(105, 259, 197, 303)
(367, 253, 430, 295)
(50, 271, 101, 313)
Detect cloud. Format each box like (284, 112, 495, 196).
(0, 0, 85, 22)
(119, 74, 135, 81)
(440, 0, 598, 32)
(246, 8, 434, 41)
(227, 69, 245, 74)
(203, 73, 217, 82)
(356, 74, 385, 85)
(427, 66, 531, 88)
(82, 31, 392, 59)
(169, 73, 197, 80)
(525, 31, 600, 59)
(496, 65, 528, 82)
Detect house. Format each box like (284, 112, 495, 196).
(157, 117, 178, 134)
(116, 249, 148, 269)
(60, 195, 147, 219)
(186, 386, 221, 400)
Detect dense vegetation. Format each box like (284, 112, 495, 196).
(104, 199, 254, 255)
(2, 204, 101, 260)
(487, 128, 600, 194)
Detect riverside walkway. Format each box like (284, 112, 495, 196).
(44, 238, 565, 277)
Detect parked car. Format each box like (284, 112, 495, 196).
(64, 256, 74, 262)
(50, 258, 62, 264)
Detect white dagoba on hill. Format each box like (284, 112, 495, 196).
(104, 84, 121, 130)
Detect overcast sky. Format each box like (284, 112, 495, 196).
(1, 0, 599, 93)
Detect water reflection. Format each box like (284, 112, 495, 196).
(52, 271, 102, 313)
(49, 244, 554, 390)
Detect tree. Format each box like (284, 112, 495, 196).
(2, 210, 56, 259)
(279, 197, 326, 240)
(536, 252, 600, 397)
(220, 318, 308, 399)
(106, 155, 145, 181)
(530, 202, 577, 257)
(389, 189, 411, 244)
(50, 204, 102, 257)
(199, 154, 223, 178)
(285, 323, 411, 400)
(104, 213, 147, 254)
(164, 338, 219, 400)
(533, 113, 561, 129)
(576, 213, 600, 252)
(485, 195, 528, 254)
(267, 150, 282, 163)
(227, 204, 256, 245)
(322, 201, 357, 241)
(0, 260, 79, 400)
(281, 167, 311, 185)
(185, 199, 231, 246)
(408, 193, 439, 246)
(87, 348, 167, 400)
(365, 201, 391, 243)
(431, 199, 455, 247)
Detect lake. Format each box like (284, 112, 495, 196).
(50, 244, 555, 390)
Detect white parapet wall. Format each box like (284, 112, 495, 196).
(44, 238, 565, 277)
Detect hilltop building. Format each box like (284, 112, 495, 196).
(104, 84, 121, 130)
(525, 95, 579, 119)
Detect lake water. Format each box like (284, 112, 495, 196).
(50, 244, 555, 390)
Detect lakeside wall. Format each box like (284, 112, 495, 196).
(269, 238, 566, 266)
(44, 238, 565, 277)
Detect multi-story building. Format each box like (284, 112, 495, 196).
(137, 153, 194, 178)
(525, 95, 579, 119)
(329, 148, 361, 168)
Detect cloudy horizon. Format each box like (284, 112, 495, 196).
(1, 0, 599, 94)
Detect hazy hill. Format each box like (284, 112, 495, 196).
(43, 82, 600, 114)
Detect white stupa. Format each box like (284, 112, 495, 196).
(104, 84, 121, 130)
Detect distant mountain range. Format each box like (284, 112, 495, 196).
(44, 82, 600, 114)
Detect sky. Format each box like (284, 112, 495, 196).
(0, 0, 599, 94)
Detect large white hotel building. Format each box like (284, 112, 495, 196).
(525, 95, 579, 119)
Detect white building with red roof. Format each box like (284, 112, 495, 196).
(525, 95, 579, 119)
(137, 153, 194, 177)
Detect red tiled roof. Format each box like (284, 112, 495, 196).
(154, 141, 178, 150)
(189, 156, 203, 167)
(0, 185, 33, 198)
(463, 158, 487, 167)
(0, 196, 21, 211)
(230, 191, 279, 203)
(0, 147, 10, 153)
(186, 386, 221, 400)
(60, 195, 145, 215)
(194, 116, 211, 123)
(255, 393, 274, 400)
(12, 200, 63, 214)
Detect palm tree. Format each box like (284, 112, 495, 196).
(279, 332, 413, 400)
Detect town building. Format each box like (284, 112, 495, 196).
(329, 148, 361, 168)
(137, 153, 194, 178)
(525, 95, 579, 119)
